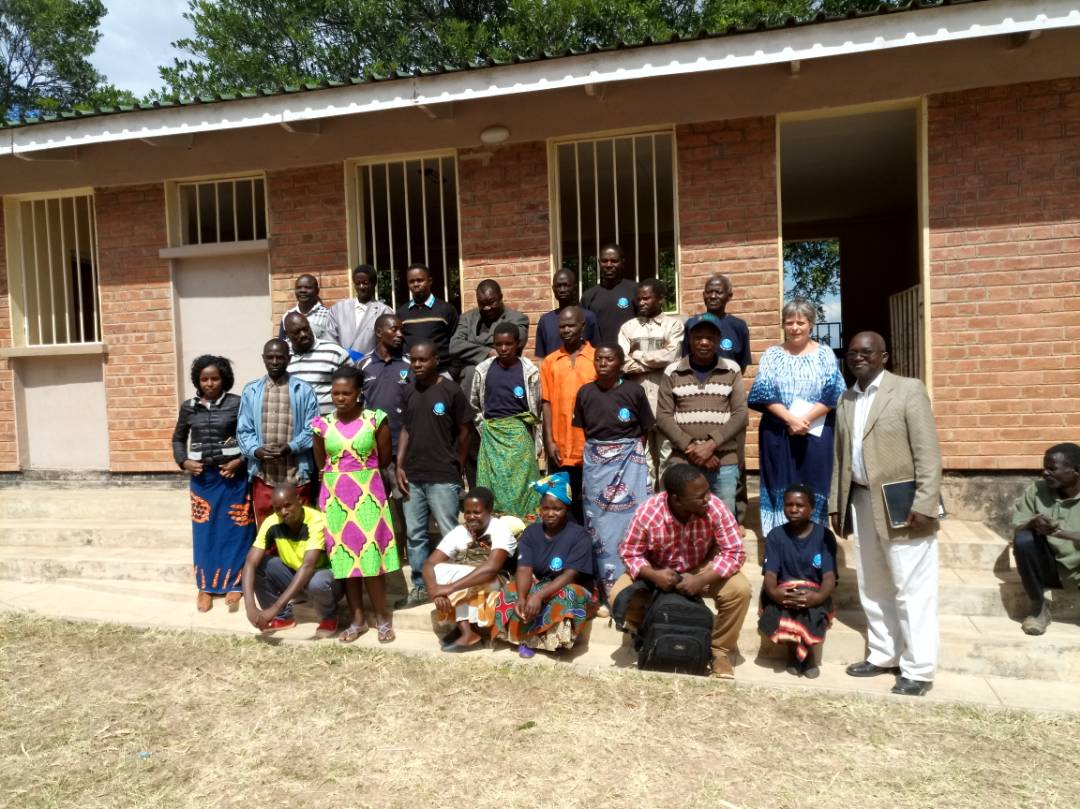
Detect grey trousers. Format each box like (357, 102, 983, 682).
(254, 556, 342, 620)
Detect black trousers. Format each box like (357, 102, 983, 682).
(1012, 530, 1062, 605)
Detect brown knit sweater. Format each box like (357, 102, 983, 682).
(655, 357, 748, 467)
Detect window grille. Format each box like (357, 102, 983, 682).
(351, 155, 460, 310)
(7, 193, 100, 346)
(554, 132, 678, 309)
(176, 177, 266, 246)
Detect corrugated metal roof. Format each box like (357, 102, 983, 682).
(0, 0, 978, 130)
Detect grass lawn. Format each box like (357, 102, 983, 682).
(1, 614, 1077, 809)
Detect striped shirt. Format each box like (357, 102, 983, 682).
(287, 338, 351, 415)
(655, 357, 747, 467)
(621, 492, 745, 580)
(280, 302, 332, 345)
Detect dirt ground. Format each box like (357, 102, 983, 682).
(1, 614, 1077, 809)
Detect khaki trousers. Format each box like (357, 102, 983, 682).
(609, 566, 752, 662)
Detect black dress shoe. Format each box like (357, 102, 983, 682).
(891, 677, 932, 696)
(845, 660, 900, 678)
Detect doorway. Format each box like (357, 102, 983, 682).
(173, 252, 272, 403)
(780, 105, 924, 378)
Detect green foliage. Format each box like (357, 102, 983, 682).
(158, 0, 910, 98)
(0, 0, 121, 119)
(783, 238, 840, 317)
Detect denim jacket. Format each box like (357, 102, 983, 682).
(236, 375, 319, 483)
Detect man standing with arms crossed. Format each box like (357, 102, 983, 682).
(830, 331, 942, 697)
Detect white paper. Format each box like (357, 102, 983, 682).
(789, 397, 826, 438)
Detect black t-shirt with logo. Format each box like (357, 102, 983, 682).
(401, 377, 471, 484)
(581, 278, 640, 345)
(572, 378, 654, 441)
(483, 359, 529, 419)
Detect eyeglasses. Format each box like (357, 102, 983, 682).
(845, 349, 883, 359)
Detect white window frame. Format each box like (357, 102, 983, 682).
(165, 172, 268, 249)
(548, 126, 680, 309)
(344, 149, 462, 310)
(3, 188, 102, 347)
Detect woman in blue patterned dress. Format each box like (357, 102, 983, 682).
(748, 298, 846, 534)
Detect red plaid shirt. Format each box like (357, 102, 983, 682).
(620, 493, 745, 580)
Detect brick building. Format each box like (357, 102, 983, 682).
(0, 1, 1077, 523)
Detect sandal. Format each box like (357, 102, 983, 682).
(338, 622, 369, 643)
(377, 621, 395, 643)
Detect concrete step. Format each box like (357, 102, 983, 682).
(5, 574, 1080, 681)
(0, 487, 190, 522)
(1, 518, 1011, 575)
(0, 545, 1070, 620)
(3, 578, 1079, 705)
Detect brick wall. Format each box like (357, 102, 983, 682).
(266, 163, 350, 329)
(676, 117, 782, 464)
(928, 79, 1080, 469)
(95, 183, 177, 471)
(0, 207, 17, 470)
(457, 144, 552, 347)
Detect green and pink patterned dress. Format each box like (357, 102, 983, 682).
(311, 409, 399, 578)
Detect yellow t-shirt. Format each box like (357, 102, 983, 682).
(253, 506, 328, 570)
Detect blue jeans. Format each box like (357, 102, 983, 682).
(402, 481, 461, 587)
(1013, 530, 1063, 605)
(704, 464, 739, 517)
(254, 556, 342, 620)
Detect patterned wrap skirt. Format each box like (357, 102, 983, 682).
(476, 413, 541, 520)
(757, 579, 835, 662)
(482, 579, 599, 651)
(190, 467, 255, 593)
(582, 437, 652, 595)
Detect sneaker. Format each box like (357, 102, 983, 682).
(316, 617, 339, 635)
(394, 586, 429, 609)
(1021, 602, 1051, 636)
(263, 617, 296, 632)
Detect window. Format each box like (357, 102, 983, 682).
(553, 131, 678, 309)
(4, 192, 100, 346)
(783, 238, 842, 350)
(348, 153, 460, 310)
(175, 176, 267, 246)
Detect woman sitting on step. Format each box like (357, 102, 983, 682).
(758, 483, 838, 679)
(484, 473, 599, 658)
(421, 487, 521, 652)
(171, 354, 254, 612)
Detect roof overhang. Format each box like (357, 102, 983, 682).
(2, 0, 1078, 158)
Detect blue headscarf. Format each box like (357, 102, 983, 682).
(532, 471, 573, 506)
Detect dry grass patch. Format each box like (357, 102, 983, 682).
(1, 613, 1077, 809)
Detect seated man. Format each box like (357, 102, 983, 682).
(612, 463, 751, 679)
(241, 483, 342, 634)
(1012, 442, 1080, 635)
(421, 487, 519, 652)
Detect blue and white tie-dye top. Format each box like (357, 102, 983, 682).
(747, 343, 846, 413)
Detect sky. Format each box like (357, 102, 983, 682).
(89, 0, 194, 98)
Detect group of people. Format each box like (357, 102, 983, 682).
(171, 245, 1078, 692)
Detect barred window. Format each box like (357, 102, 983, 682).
(349, 153, 460, 310)
(553, 131, 678, 309)
(176, 176, 267, 246)
(5, 192, 100, 346)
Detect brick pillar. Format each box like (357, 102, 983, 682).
(676, 117, 781, 465)
(457, 143, 552, 349)
(266, 163, 350, 329)
(0, 205, 17, 470)
(95, 183, 178, 471)
(928, 79, 1080, 469)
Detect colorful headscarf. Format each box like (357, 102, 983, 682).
(532, 471, 573, 506)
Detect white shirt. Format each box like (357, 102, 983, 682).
(851, 370, 886, 486)
(435, 518, 518, 561)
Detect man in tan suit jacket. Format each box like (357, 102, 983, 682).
(829, 331, 942, 697)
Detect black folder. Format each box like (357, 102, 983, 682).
(881, 479, 947, 528)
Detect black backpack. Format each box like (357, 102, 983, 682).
(635, 591, 714, 676)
